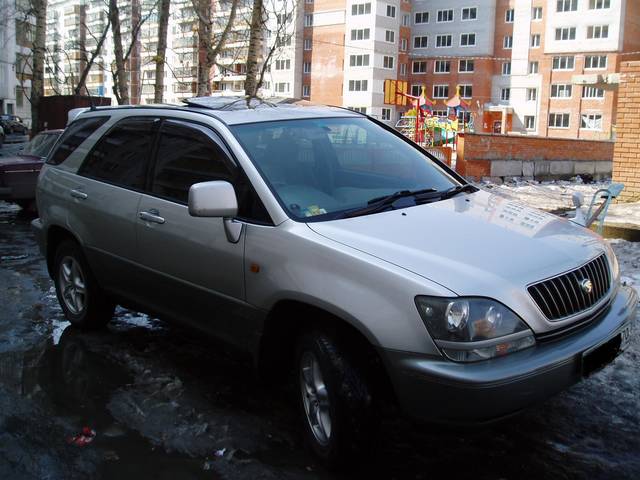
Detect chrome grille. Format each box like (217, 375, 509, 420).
(528, 254, 611, 321)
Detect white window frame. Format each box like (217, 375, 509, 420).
(433, 84, 449, 99)
(551, 84, 572, 98)
(526, 88, 537, 101)
(385, 30, 395, 43)
(413, 36, 428, 49)
(348, 79, 368, 91)
(529, 61, 539, 74)
(351, 3, 371, 15)
(582, 86, 605, 99)
(381, 108, 391, 121)
(434, 60, 451, 74)
(400, 38, 408, 51)
(549, 112, 570, 128)
(580, 113, 603, 130)
(303, 38, 312, 50)
(587, 25, 609, 39)
(436, 34, 453, 48)
(500, 87, 510, 101)
(412, 61, 427, 74)
(505, 9, 514, 22)
(461, 7, 477, 21)
(552, 56, 575, 70)
(502, 61, 511, 75)
(414, 11, 429, 24)
(349, 54, 370, 67)
(503, 35, 513, 49)
(411, 84, 422, 96)
(351, 28, 370, 41)
(524, 115, 536, 130)
(302, 84, 310, 97)
(531, 34, 540, 48)
(402, 14, 410, 26)
(303, 62, 311, 74)
(460, 33, 476, 47)
(304, 14, 313, 26)
(386, 4, 396, 18)
(436, 9, 454, 23)
(460, 84, 472, 98)
(555, 27, 576, 41)
(400, 63, 407, 75)
(589, 0, 610, 9)
(383, 55, 395, 69)
(585, 55, 607, 69)
(459, 59, 474, 73)
(557, 0, 578, 12)
(532, 6, 542, 20)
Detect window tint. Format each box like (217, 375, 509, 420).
(47, 116, 109, 165)
(79, 117, 158, 189)
(150, 120, 235, 204)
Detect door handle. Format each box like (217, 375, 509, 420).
(139, 209, 165, 224)
(70, 189, 88, 200)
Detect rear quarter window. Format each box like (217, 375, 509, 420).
(47, 116, 110, 165)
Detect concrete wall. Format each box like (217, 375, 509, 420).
(612, 61, 640, 202)
(456, 132, 614, 180)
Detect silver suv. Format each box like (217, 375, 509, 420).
(33, 99, 637, 466)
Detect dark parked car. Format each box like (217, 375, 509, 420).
(0, 129, 62, 210)
(0, 114, 28, 135)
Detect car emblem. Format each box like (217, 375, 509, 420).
(580, 278, 593, 294)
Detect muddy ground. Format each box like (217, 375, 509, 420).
(1, 201, 639, 480)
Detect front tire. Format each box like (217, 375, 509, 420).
(53, 240, 114, 329)
(295, 331, 376, 468)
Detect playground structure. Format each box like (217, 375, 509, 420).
(384, 80, 475, 149)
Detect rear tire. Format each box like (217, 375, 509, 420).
(53, 240, 114, 329)
(295, 330, 376, 468)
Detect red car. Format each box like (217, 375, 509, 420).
(0, 129, 63, 210)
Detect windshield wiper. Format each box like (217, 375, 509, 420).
(340, 188, 437, 219)
(437, 183, 478, 200)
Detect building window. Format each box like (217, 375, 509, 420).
(400, 63, 407, 75)
(401, 38, 408, 51)
(434, 60, 451, 73)
(551, 84, 572, 98)
(275, 59, 291, 70)
(414, 11, 429, 24)
(302, 85, 310, 97)
(383, 56, 394, 69)
(414, 36, 428, 48)
(351, 3, 371, 15)
(552, 55, 575, 70)
(402, 14, 410, 26)
(412, 61, 427, 73)
(505, 9, 514, 22)
(303, 38, 312, 50)
(351, 28, 370, 40)
(436, 34, 452, 47)
(461, 7, 477, 21)
(459, 59, 474, 72)
(549, 113, 570, 128)
(348, 79, 368, 91)
(437, 9, 454, 22)
(433, 110, 448, 117)
(411, 84, 422, 96)
(381, 108, 391, 121)
(585, 55, 607, 69)
(433, 85, 449, 98)
(502, 62, 511, 75)
(529, 61, 539, 74)
(348, 107, 367, 114)
(385, 30, 395, 43)
(555, 27, 576, 40)
(386, 5, 396, 18)
(527, 88, 537, 101)
(303, 62, 311, 74)
(589, 0, 610, 9)
(275, 82, 290, 93)
(531, 34, 540, 48)
(557, 0, 577, 12)
(581, 113, 602, 130)
(532, 7, 543, 20)
(587, 25, 609, 39)
(461, 33, 476, 47)
(583, 86, 605, 98)
(304, 14, 313, 26)
(503, 35, 513, 49)
(460, 84, 472, 98)
(501, 88, 510, 101)
(525, 116, 536, 130)
(349, 54, 370, 67)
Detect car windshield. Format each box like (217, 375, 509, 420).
(20, 132, 60, 157)
(231, 117, 459, 221)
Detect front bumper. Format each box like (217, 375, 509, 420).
(384, 285, 638, 424)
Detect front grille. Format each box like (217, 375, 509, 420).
(528, 254, 611, 321)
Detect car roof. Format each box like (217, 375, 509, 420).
(73, 97, 363, 126)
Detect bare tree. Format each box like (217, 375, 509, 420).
(74, 16, 111, 95)
(153, 0, 171, 103)
(109, 0, 129, 104)
(194, 0, 240, 96)
(243, 0, 263, 97)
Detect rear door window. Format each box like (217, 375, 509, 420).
(78, 117, 159, 190)
(47, 116, 109, 165)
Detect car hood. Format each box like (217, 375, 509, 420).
(308, 190, 607, 298)
(0, 155, 43, 171)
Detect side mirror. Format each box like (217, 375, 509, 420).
(188, 181, 238, 218)
(572, 192, 584, 209)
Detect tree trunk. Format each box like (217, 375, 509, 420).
(109, 0, 130, 104)
(30, 0, 47, 134)
(196, 0, 212, 96)
(154, 0, 171, 103)
(244, 0, 264, 98)
(74, 18, 111, 96)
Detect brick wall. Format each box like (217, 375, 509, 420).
(612, 61, 640, 202)
(456, 133, 614, 180)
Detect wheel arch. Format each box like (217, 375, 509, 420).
(45, 224, 83, 278)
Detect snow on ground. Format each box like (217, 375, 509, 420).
(611, 239, 640, 298)
(480, 178, 640, 227)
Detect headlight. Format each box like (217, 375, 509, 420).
(415, 296, 535, 362)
